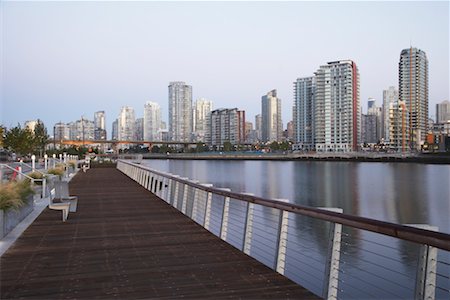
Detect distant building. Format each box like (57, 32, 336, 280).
(94, 111, 107, 140)
(293, 76, 315, 150)
(382, 87, 398, 143)
(112, 119, 118, 140)
(261, 90, 282, 142)
(118, 106, 135, 141)
(168, 81, 192, 142)
(314, 60, 360, 152)
(193, 98, 213, 141)
(399, 47, 428, 150)
(255, 114, 262, 141)
(68, 118, 95, 141)
(436, 100, 450, 123)
(206, 108, 245, 147)
(144, 101, 161, 141)
(54, 122, 70, 141)
(24, 120, 38, 133)
(286, 121, 294, 141)
(364, 98, 382, 143)
(135, 118, 144, 141)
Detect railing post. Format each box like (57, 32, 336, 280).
(219, 188, 232, 241)
(203, 184, 213, 230)
(412, 224, 438, 300)
(44, 154, 48, 170)
(181, 179, 197, 215)
(42, 177, 47, 198)
(18, 166, 22, 181)
(31, 155, 36, 172)
(242, 193, 255, 255)
(0, 165, 3, 183)
(321, 207, 343, 300)
(274, 199, 290, 274)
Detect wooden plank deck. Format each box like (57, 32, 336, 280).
(0, 168, 318, 299)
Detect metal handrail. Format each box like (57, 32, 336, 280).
(118, 159, 450, 251)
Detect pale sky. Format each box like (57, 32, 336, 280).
(1, 1, 449, 137)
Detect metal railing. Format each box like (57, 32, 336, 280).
(117, 160, 450, 299)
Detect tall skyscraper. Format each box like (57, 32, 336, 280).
(94, 111, 106, 140)
(314, 60, 360, 152)
(168, 81, 192, 142)
(206, 108, 245, 147)
(436, 100, 450, 123)
(382, 87, 398, 143)
(135, 118, 144, 141)
(144, 101, 161, 141)
(399, 47, 428, 149)
(193, 98, 213, 141)
(118, 106, 135, 141)
(293, 77, 315, 150)
(261, 89, 282, 142)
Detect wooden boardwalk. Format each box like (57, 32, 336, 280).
(0, 168, 318, 299)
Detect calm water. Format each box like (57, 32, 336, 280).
(141, 159, 450, 298)
(143, 159, 449, 233)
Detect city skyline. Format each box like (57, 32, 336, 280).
(1, 1, 448, 135)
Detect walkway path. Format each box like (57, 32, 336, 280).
(1, 167, 317, 299)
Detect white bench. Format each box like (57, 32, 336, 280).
(55, 181, 78, 212)
(48, 188, 70, 222)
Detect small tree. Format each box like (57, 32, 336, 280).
(4, 125, 34, 156)
(223, 141, 233, 152)
(0, 125, 5, 148)
(33, 119, 49, 157)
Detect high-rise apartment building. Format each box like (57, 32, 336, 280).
(293, 77, 315, 150)
(118, 106, 135, 141)
(94, 111, 107, 140)
(261, 90, 282, 142)
(399, 47, 428, 150)
(382, 87, 398, 143)
(168, 81, 192, 142)
(206, 108, 245, 147)
(314, 60, 360, 152)
(436, 100, 450, 123)
(193, 98, 213, 141)
(68, 118, 95, 141)
(144, 101, 161, 141)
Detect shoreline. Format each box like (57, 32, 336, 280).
(120, 153, 450, 164)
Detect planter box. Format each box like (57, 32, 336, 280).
(0, 195, 34, 239)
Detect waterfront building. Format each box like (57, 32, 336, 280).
(118, 106, 135, 141)
(53, 122, 70, 141)
(112, 119, 118, 140)
(193, 98, 213, 142)
(206, 108, 245, 147)
(144, 101, 161, 141)
(261, 90, 282, 143)
(389, 101, 410, 152)
(399, 47, 428, 150)
(293, 76, 315, 150)
(382, 87, 398, 143)
(168, 81, 192, 142)
(436, 100, 450, 123)
(94, 111, 107, 140)
(361, 114, 378, 144)
(135, 118, 144, 141)
(314, 60, 360, 152)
